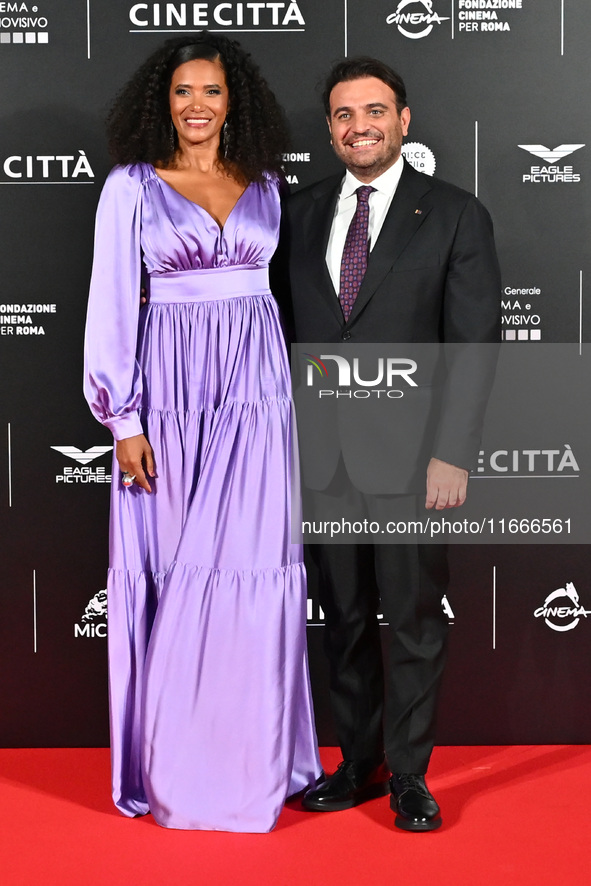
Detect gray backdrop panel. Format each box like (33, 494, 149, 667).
(1, 0, 589, 746)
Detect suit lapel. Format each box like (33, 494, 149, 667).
(305, 175, 343, 325)
(348, 162, 433, 324)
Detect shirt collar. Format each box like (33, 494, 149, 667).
(340, 154, 405, 200)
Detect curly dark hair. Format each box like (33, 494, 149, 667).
(106, 33, 289, 182)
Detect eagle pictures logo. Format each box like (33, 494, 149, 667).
(518, 143, 585, 184)
(51, 445, 113, 484)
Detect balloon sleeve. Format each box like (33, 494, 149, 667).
(83, 164, 144, 441)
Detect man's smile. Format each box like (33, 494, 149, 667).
(348, 137, 381, 149)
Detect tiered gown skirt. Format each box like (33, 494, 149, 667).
(107, 266, 320, 831)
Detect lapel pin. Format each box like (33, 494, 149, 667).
(414, 209, 422, 214)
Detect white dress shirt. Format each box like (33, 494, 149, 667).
(326, 155, 405, 296)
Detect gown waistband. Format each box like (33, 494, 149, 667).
(148, 266, 270, 303)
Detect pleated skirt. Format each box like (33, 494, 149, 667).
(107, 270, 321, 831)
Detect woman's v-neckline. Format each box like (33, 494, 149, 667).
(151, 165, 252, 233)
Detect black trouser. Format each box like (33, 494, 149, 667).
(307, 465, 449, 774)
(310, 541, 449, 774)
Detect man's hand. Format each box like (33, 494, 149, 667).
(425, 457, 468, 510)
(116, 434, 155, 493)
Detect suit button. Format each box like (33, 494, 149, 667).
(342, 331, 352, 341)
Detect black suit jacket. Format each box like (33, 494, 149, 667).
(280, 160, 501, 494)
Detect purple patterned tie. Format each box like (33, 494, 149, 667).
(338, 185, 376, 321)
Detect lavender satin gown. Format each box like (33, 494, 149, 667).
(84, 163, 321, 832)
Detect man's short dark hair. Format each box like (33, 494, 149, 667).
(322, 56, 408, 116)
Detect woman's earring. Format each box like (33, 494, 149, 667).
(169, 120, 176, 152)
(221, 120, 229, 158)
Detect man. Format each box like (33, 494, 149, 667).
(283, 57, 501, 831)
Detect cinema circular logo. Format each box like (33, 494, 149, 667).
(534, 582, 591, 633)
(386, 0, 450, 40)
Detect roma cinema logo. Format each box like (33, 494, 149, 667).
(534, 582, 591, 633)
(386, 0, 449, 40)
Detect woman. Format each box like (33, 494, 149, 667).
(84, 33, 321, 832)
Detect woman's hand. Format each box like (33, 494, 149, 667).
(116, 434, 155, 493)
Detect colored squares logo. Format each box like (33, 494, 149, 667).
(0, 32, 48, 43)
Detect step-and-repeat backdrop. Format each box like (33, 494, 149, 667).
(1, 1, 590, 747)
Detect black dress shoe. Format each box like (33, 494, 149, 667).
(390, 773, 442, 831)
(302, 759, 391, 811)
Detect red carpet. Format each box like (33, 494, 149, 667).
(1, 746, 589, 885)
